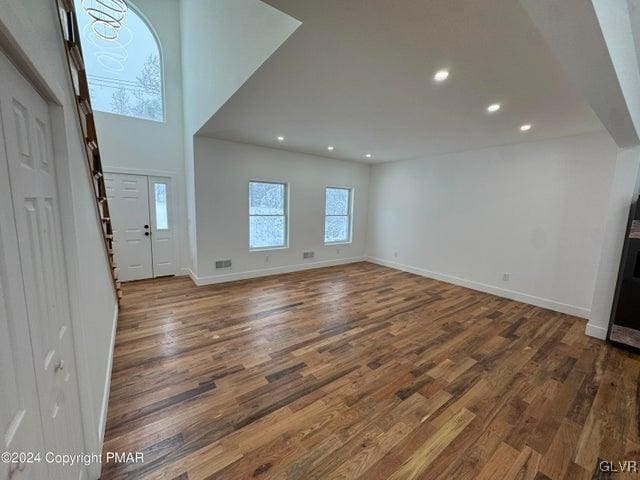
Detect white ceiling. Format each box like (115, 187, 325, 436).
(199, 0, 604, 163)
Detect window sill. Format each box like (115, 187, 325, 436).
(325, 241, 352, 246)
(249, 246, 289, 253)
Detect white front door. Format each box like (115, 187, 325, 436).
(0, 50, 85, 479)
(105, 173, 175, 281)
(105, 173, 153, 281)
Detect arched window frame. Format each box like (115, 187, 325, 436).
(75, 0, 166, 122)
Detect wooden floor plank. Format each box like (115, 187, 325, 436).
(101, 262, 640, 479)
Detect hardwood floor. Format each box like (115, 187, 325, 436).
(102, 262, 640, 479)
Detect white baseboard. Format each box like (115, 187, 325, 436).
(187, 267, 199, 285)
(366, 256, 591, 319)
(98, 304, 118, 444)
(585, 323, 607, 340)
(190, 256, 365, 286)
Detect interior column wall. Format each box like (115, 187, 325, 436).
(587, 147, 640, 338)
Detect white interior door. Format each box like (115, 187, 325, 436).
(0, 50, 85, 479)
(105, 173, 153, 281)
(148, 176, 176, 277)
(0, 64, 51, 480)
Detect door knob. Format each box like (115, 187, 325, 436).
(54, 359, 65, 372)
(145, 232, 150, 236)
(9, 461, 26, 477)
(144, 225, 149, 229)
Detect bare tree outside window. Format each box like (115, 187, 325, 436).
(111, 88, 131, 116)
(110, 55, 163, 121)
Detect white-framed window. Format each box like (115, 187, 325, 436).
(74, 0, 165, 122)
(249, 181, 288, 250)
(325, 187, 353, 244)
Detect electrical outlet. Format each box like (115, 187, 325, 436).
(265, 255, 270, 263)
(336, 248, 341, 254)
(503, 272, 510, 281)
(394, 251, 398, 258)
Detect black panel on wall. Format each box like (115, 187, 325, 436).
(608, 195, 640, 350)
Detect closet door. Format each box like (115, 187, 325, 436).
(0, 50, 85, 479)
(0, 62, 50, 480)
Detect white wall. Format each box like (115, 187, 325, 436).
(587, 147, 640, 338)
(180, 0, 300, 272)
(192, 138, 370, 282)
(0, 0, 118, 477)
(180, 0, 300, 137)
(95, 0, 189, 274)
(367, 131, 618, 317)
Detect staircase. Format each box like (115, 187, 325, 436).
(54, 0, 122, 301)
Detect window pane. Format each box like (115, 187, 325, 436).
(249, 182, 285, 215)
(154, 183, 168, 230)
(74, 0, 164, 121)
(325, 216, 349, 243)
(250, 216, 285, 249)
(326, 188, 350, 215)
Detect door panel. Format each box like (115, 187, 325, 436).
(148, 176, 176, 277)
(0, 50, 84, 480)
(0, 90, 50, 480)
(105, 173, 153, 281)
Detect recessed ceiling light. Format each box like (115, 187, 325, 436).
(277, 136, 284, 142)
(487, 103, 501, 113)
(365, 154, 372, 158)
(327, 146, 334, 151)
(520, 124, 532, 132)
(433, 69, 450, 82)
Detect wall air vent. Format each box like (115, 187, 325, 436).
(215, 259, 232, 269)
(303, 251, 315, 259)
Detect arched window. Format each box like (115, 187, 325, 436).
(74, 0, 164, 122)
